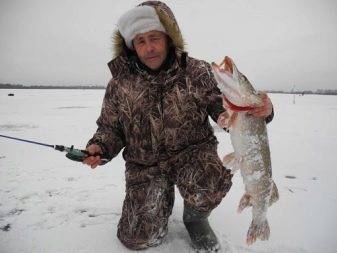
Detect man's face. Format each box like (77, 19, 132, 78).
(133, 30, 168, 71)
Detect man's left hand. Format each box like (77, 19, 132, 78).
(248, 92, 273, 118)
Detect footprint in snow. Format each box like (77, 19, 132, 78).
(285, 175, 297, 179)
(0, 224, 11, 232)
(75, 208, 88, 214)
(46, 189, 62, 197)
(287, 187, 308, 193)
(0, 208, 25, 220)
(8, 208, 25, 216)
(66, 177, 76, 182)
(285, 175, 318, 181)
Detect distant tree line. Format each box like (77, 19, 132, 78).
(0, 83, 105, 89)
(1, 83, 336, 95)
(265, 89, 337, 95)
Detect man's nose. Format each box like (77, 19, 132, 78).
(145, 41, 155, 53)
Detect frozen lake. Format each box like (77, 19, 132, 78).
(0, 89, 337, 253)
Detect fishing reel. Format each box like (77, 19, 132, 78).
(55, 145, 110, 165)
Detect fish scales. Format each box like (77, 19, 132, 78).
(211, 56, 279, 245)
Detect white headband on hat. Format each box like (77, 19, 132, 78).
(117, 5, 167, 49)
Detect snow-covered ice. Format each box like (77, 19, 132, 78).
(0, 89, 336, 253)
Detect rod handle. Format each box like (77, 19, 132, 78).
(66, 149, 110, 165)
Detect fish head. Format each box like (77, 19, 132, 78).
(211, 56, 263, 110)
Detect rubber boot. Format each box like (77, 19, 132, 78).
(183, 203, 220, 252)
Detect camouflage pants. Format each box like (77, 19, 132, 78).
(117, 142, 233, 250)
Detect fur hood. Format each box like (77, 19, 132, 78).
(112, 1, 186, 58)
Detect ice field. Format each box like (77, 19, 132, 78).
(1, 89, 336, 253)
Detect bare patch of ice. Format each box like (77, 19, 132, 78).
(0, 124, 38, 131)
(55, 106, 88, 110)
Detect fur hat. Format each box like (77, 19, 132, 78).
(117, 5, 167, 49)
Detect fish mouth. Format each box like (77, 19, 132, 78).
(219, 56, 234, 76)
(212, 56, 261, 110)
(212, 56, 233, 77)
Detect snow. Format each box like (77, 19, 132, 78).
(1, 89, 337, 253)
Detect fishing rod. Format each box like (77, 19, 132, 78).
(0, 134, 110, 165)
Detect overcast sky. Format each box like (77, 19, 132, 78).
(0, 0, 336, 91)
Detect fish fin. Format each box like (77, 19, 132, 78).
(269, 181, 279, 206)
(246, 219, 270, 245)
(217, 111, 230, 129)
(217, 109, 238, 130)
(222, 152, 241, 174)
(222, 152, 235, 166)
(237, 193, 252, 213)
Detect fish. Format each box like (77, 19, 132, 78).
(211, 56, 279, 245)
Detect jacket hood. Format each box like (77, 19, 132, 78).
(112, 1, 186, 58)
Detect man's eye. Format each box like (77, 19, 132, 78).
(135, 40, 145, 45)
(150, 37, 160, 42)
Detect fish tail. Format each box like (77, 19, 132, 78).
(246, 219, 270, 245)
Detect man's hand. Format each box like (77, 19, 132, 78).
(248, 92, 273, 118)
(82, 144, 103, 169)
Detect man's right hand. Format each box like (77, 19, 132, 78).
(82, 144, 103, 169)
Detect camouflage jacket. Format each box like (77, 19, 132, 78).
(87, 1, 273, 165)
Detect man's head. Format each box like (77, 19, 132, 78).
(133, 30, 169, 70)
(117, 5, 169, 70)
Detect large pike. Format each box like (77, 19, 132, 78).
(211, 56, 279, 245)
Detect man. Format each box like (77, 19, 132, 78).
(83, 1, 274, 252)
